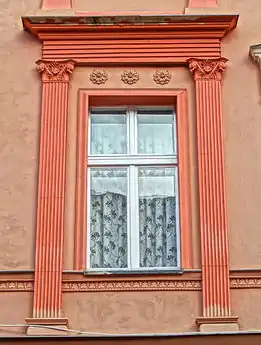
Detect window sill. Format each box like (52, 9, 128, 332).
(84, 269, 184, 276)
(62, 270, 201, 292)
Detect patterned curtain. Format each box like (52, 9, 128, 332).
(90, 192, 128, 268)
(90, 192, 177, 269)
(139, 196, 177, 268)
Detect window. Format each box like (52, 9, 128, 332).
(87, 107, 180, 271)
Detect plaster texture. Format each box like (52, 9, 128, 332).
(63, 291, 200, 334)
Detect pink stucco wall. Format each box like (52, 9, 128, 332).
(0, 0, 261, 335)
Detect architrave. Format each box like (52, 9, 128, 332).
(75, 89, 192, 271)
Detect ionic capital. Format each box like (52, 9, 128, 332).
(187, 58, 228, 81)
(36, 60, 75, 82)
(250, 44, 261, 68)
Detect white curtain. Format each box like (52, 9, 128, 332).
(139, 196, 177, 267)
(90, 192, 128, 268)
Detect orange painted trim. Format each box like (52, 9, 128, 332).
(76, 11, 184, 16)
(188, 58, 232, 320)
(177, 90, 192, 269)
(42, 0, 71, 9)
(33, 60, 75, 320)
(188, 0, 218, 7)
(22, 15, 238, 65)
(74, 89, 192, 271)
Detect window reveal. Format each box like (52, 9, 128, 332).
(87, 108, 180, 271)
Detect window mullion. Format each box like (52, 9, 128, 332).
(129, 165, 139, 269)
(128, 108, 136, 155)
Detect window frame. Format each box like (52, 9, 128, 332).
(87, 106, 180, 272)
(74, 89, 192, 273)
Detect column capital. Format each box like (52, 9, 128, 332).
(36, 60, 75, 82)
(250, 44, 261, 68)
(187, 57, 228, 81)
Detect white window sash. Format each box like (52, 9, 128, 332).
(86, 107, 180, 271)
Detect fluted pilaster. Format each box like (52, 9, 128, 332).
(188, 0, 218, 7)
(26, 60, 75, 332)
(42, 0, 72, 9)
(188, 58, 238, 330)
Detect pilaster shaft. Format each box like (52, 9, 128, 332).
(33, 60, 75, 320)
(42, 0, 72, 9)
(188, 58, 235, 325)
(188, 0, 218, 7)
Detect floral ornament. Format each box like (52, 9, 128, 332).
(90, 69, 108, 85)
(36, 60, 75, 82)
(121, 70, 139, 85)
(187, 58, 227, 81)
(153, 70, 172, 85)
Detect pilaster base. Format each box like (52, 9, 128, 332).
(26, 318, 68, 335)
(196, 317, 239, 332)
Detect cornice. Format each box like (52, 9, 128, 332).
(21, 14, 238, 65)
(250, 44, 261, 67)
(22, 14, 238, 36)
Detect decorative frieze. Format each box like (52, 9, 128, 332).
(2, 277, 261, 292)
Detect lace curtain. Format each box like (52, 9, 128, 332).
(139, 196, 177, 267)
(90, 190, 177, 269)
(90, 192, 128, 268)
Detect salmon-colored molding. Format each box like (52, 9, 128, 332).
(75, 89, 192, 271)
(188, 58, 238, 330)
(250, 44, 261, 67)
(22, 14, 238, 65)
(28, 60, 75, 333)
(188, 0, 218, 8)
(42, 0, 71, 9)
(2, 277, 261, 292)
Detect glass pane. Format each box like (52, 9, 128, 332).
(90, 111, 127, 154)
(90, 168, 128, 269)
(137, 110, 175, 154)
(138, 167, 178, 268)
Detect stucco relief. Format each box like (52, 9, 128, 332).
(37, 60, 75, 82)
(187, 58, 227, 80)
(121, 70, 139, 84)
(90, 69, 108, 85)
(1, 277, 261, 292)
(153, 70, 172, 85)
(62, 279, 201, 292)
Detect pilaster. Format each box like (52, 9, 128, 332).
(250, 44, 261, 67)
(42, 0, 72, 9)
(26, 60, 75, 335)
(187, 58, 239, 332)
(188, 0, 218, 7)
